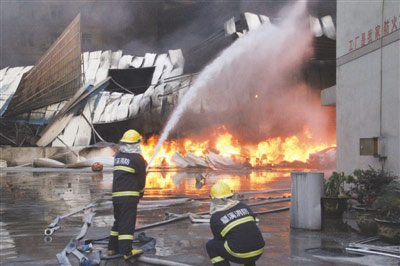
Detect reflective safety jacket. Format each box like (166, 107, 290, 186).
(210, 202, 265, 258)
(112, 152, 147, 203)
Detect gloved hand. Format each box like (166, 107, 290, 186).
(139, 191, 144, 199)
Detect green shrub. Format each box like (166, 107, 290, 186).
(324, 171, 355, 198)
(372, 180, 400, 222)
(351, 167, 396, 206)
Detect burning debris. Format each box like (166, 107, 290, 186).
(140, 125, 335, 170)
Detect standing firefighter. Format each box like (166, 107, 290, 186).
(206, 182, 265, 266)
(107, 129, 147, 260)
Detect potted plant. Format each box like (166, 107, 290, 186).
(372, 180, 400, 244)
(351, 167, 396, 235)
(321, 172, 354, 218)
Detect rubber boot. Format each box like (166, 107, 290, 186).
(123, 249, 143, 260)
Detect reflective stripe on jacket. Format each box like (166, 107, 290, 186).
(210, 202, 265, 257)
(112, 152, 147, 202)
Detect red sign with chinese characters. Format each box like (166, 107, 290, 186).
(348, 15, 400, 52)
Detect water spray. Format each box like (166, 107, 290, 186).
(147, 1, 310, 170)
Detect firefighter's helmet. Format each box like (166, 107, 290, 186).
(120, 129, 141, 143)
(210, 182, 233, 199)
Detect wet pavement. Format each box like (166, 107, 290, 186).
(1, 168, 399, 266)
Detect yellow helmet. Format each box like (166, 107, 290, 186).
(120, 129, 141, 143)
(210, 182, 233, 199)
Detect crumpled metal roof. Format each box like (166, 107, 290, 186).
(30, 48, 186, 147)
(0, 47, 185, 120)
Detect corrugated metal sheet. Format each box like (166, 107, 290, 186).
(84, 51, 101, 85)
(92, 91, 109, 123)
(118, 55, 133, 69)
(36, 79, 110, 146)
(109, 92, 123, 121)
(5, 14, 82, 116)
(259, 15, 271, 25)
(309, 16, 323, 37)
(151, 53, 167, 85)
(100, 92, 121, 123)
(72, 103, 92, 146)
(0, 67, 9, 80)
(53, 115, 80, 147)
(243, 12, 261, 31)
(110, 50, 123, 69)
(0, 66, 32, 116)
(94, 50, 111, 84)
(224, 17, 236, 36)
(130, 57, 144, 68)
(116, 94, 134, 121)
(139, 95, 151, 114)
(321, 16, 336, 40)
(161, 57, 174, 80)
(82, 52, 89, 73)
(152, 84, 165, 108)
(168, 49, 185, 69)
(129, 94, 142, 118)
(142, 53, 157, 67)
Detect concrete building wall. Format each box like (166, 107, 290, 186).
(336, 1, 400, 175)
(382, 40, 400, 172)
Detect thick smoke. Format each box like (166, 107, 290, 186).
(0, 0, 158, 67)
(0, 1, 303, 68)
(148, 1, 336, 167)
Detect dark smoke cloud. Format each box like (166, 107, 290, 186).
(1, 1, 335, 68)
(0, 0, 158, 68)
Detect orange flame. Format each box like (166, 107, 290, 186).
(183, 139, 209, 157)
(140, 125, 335, 168)
(215, 133, 241, 158)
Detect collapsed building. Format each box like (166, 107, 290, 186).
(0, 11, 336, 168)
(0, 14, 187, 147)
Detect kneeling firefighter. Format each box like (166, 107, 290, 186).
(107, 129, 147, 260)
(206, 182, 265, 266)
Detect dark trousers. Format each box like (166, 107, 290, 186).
(108, 198, 138, 255)
(206, 239, 261, 266)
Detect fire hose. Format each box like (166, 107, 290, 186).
(44, 202, 97, 236)
(56, 211, 99, 266)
